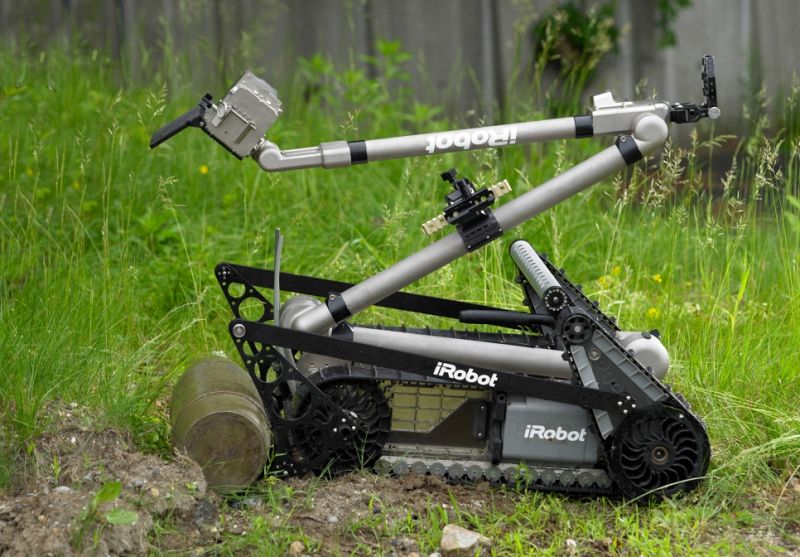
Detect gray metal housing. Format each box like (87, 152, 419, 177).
(202, 72, 282, 159)
(501, 397, 599, 466)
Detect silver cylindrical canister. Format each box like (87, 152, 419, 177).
(509, 240, 567, 311)
(170, 356, 270, 493)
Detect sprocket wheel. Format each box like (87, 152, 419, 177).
(607, 404, 710, 498)
(293, 379, 391, 476)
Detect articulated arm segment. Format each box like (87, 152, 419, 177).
(290, 117, 669, 335)
(150, 56, 716, 171)
(253, 117, 579, 172)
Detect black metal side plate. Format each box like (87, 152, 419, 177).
(229, 319, 631, 414)
(216, 262, 506, 321)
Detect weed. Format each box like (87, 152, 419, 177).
(51, 454, 61, 486)
(71, 481, 138, 551)
(532, 1, 619, 115)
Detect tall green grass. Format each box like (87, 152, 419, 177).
(0, 36, 798, 526)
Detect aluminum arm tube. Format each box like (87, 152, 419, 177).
(292, 117, 668, 334)
(494, 146, 623, 229)
(291, 144, 622, 334)
(497, 117, 670, 230)
(352, 326, 573, 379)
(362, 118, 576, 162)
(255, 118, 578, 172)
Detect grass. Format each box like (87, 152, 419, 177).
(1, 41, 799, 555)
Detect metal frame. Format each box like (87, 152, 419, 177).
(273, 106, 670, 375)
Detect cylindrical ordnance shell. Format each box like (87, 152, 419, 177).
(170, 356, 270, 493)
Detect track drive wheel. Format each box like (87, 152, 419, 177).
(607, 405, 710, 498)
(294, 379, 391, 476)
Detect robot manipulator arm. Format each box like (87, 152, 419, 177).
(151, 56, 719, 168)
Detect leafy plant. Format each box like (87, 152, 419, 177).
(532, 1, 620, 115)
(105, 508, 139, 526)
(71, 481, 139, 550)
(656, 0, 693, 47)
(51, 454, 61, 485)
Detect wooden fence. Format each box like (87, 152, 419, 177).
(2, 0, 798, 132)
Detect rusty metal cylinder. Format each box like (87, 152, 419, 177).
(170, 356, 270, 493)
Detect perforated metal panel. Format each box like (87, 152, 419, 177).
(389, 385, 486, 433)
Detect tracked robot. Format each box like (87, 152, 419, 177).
(153, 56, 720, 498)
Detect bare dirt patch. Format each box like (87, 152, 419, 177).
(0, 402, 517, 556)
(219, 471, 520, 556)
(289, 471, 516, 525)
(288, 472, 517, 547)
(0, 403, 216, 556)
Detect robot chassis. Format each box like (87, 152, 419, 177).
(152, 56, 720, 498)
